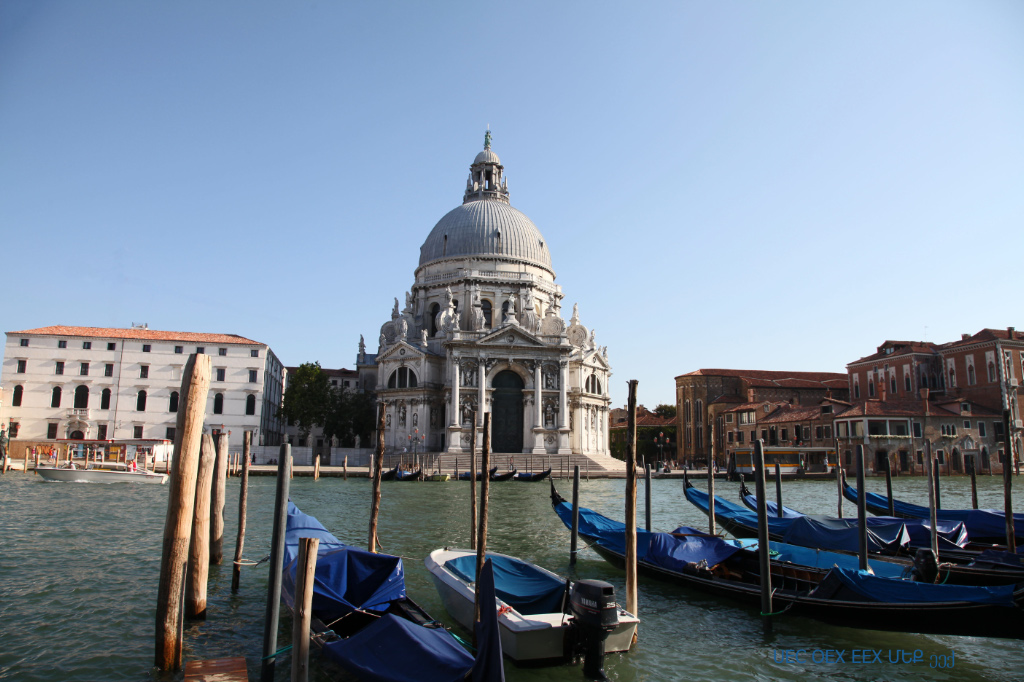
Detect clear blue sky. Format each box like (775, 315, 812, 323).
(2, 1, 1022, 409)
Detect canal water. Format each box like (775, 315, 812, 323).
(1, 471, 1021, 682)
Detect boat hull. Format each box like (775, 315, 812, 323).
(425, 548, 638, 663)
(36, 467, 168, 484)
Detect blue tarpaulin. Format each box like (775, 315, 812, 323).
(970, 549, 1024, 570)
(822, 567, 1017, 606)
(445, 554, 567, 616)
(472, 559, 506, 682)
(553, 497, 655, 559)
(781, 516, 911, 555)
(322, 613, 475, 682)
(645, 527, 744, 572)
(281, 502, 406, 621)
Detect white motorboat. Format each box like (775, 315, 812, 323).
(425, 548, 638, 663)
(36, 463, 168, 484)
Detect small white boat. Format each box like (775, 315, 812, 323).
(36, 463, 168, 484)
(425, 548, 638, 663)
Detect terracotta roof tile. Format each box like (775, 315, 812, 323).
(8, 325, 262, 346)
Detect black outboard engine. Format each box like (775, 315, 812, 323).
(912, 549, 939, 583)
(567, 579, 619, 680)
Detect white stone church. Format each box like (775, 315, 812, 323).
(357, 134, 613, 459)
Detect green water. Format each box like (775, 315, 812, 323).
(0, 472, 1021, 681)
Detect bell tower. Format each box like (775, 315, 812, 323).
(463, 129, 510, 204)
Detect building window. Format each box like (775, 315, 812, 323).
(51, 386, 62, 408)
(140, 344, 150, 353)
(58, 340, 67, 349)
(74, 385, 89, 409)
(781, 428, 788, 441)
(868, 381, 875, 397)
(937, 449, 946, 464)
(137, 390, 147, 411)
(246, 394, 256, 415)
(737, 431, 744, 443)
(216, 368, 226, 382)
(249, 369, 258, 383)
(725, 413, 733, 423)
(890, 375, 897, 394)
(979, 422, 987, 437)
(913, 422, 922, 438)
(20, 338, 28, 347)
(948, 368, 956, 388)
(214, 393, 224, 414)
(250, 349, 259, 358)
(83, 341, 92, 350)
(97, 424, 107, 440)
(967, 365, 976, 386)
(80, 362, 89, 376)
(140, 365, 149, 379)
(728, 432, 735, 443)
(175, 346, 183, 354)
(854, 382, 860, 399)
(169, 391, 179, 412)
(47, 423, 58, 439)
(815, 426, 824, 439)
(387, 367, 418, 388)
(12, 385, 23, 406)
(196, 346, 204, 354)
(105, 363, 113, 377)
(101, 388, 111, 410)
(904, 374, 911, 391)
(166, 427, 176, 441)
(218, 348, 227, 356)
(107, 342, 116, 351)
(824, 425, 833, 439)
(134, 425, 143, 439)
(481, 300, 493, 328)
(17, 359, 26, 373)
(55, 361, 64, 375)
(750, 430, 756, 442)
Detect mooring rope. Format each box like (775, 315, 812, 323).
(233, 554, 270, 568)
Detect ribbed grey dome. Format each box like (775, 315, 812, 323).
(474, 149, 501, 165)
(418, 199, 552, 270)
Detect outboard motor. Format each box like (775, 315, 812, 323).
(567, 579, 619, 680)
(912, 549, 939, 583)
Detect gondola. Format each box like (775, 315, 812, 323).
(514, 468, 552, 482)
(550, 483, 1024, 640)
(684, 477, 1023, 586)
(280, 502, 504, 680)
(839, 470, 1024, 544)
(490, 469, 518, 482)
(457, 466, 498, 481)
(380, 465, 422, 481)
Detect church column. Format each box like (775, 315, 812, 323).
(532, 361, 545, 454)
(558, 360, 571, 454)
(447, 355, 462, 453)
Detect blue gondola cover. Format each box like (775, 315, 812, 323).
(472, 559, 506, 682)
(820, 567, 1017, 606)
(445, 554, 567, 616)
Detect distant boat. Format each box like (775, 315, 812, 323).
(281, 502, 502, 680)
(457, 466, 498, 481)
(514, 468, 552, 482)
(426, 473, 450, 482)
(550, 483, 1024, 640)
(425, 548, 638, 664)
(380, 466, 421, 481)
(490, 468, 518, 482)
(36, 463, 167, 485)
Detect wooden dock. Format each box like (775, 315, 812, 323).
(184, 657, 248, 681)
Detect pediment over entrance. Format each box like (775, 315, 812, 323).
(476, 326, 545, 348)
(581, 349, 611, 371)
(377, 341, 428, 363)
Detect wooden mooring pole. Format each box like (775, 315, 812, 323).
(313, 454, 320, 481)
(291, 537, 319, 682)
(1003, 409, 1016, 552)
(774, 462, 783, 518)
(368, 404, 385, 553)
(570, 464, 580, 565)
(210, 433, 228, 566)
(155, 353, 211, 672)
(645, 464, 652, 531)
(708, 424, 716, 535)
(969, 454, 979, 510)
(836, 467, 844, 519)
(260, 442, 292, 682)
(231, 432, 251, 592)
(924, 441, 939, 559)
(343, 454, 348, 481)
(884, 456, 895, 516)
(187, 434, 217, 619)
(474, 413, 491, 628)
(855, 444, 868, 572)
(624, 380, 639, 624)
(470, 412, 478, 551)
(752, 439, 772, 634)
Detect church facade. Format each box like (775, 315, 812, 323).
(357, 135, 611, 456)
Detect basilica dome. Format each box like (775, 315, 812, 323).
(418, 142, 553, 273)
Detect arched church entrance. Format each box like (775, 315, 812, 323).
(69, 430, 85, 440)
(492, 370, 524, 453)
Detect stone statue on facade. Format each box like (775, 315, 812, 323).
(544, 365, 557, 389)
(392, 298, 399, 317)
(397, 315, 409, 340)
(358, 335, 366, 355)
(421, 329, 428, 346)
(399, 404, 407, 427)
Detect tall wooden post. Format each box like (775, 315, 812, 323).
(774, 462, 783, 518)
(855, 444, 868, 571)
(210, 433, 228, 565)
(313, 454, 320, 481)
(837, 467, 844, 518)
(343, 454, 348, 481)
(231, 431, 251, 592)
(470, 412, 478, 551)
(570, 465, 580, 564)
(752, 439, 772, 633)
(260, 443, 292, 682)
(291, 537, 319, 682)
(708, 423, 716, 535)
(624, 380, 639, 621)
(187, 434, 217, 619)
(474, 414, 491, 627)
(934, 456, 942, 510)
(968, 454, 979, 510)
(924, 441, 939, 559)
(1003, 410, 1016, 552)
(645, 464, 653, 531)
(155, 354, 211, 672)
(884, 455, 895, 516)
(368, 404, 385, 553)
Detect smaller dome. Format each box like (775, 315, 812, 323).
(474, 149, 501, 165)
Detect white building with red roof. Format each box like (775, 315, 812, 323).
(2, 324, 285, 450)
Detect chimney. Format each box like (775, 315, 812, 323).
(962, 333, 971, 341)
(1009, 326, 1016, 339)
